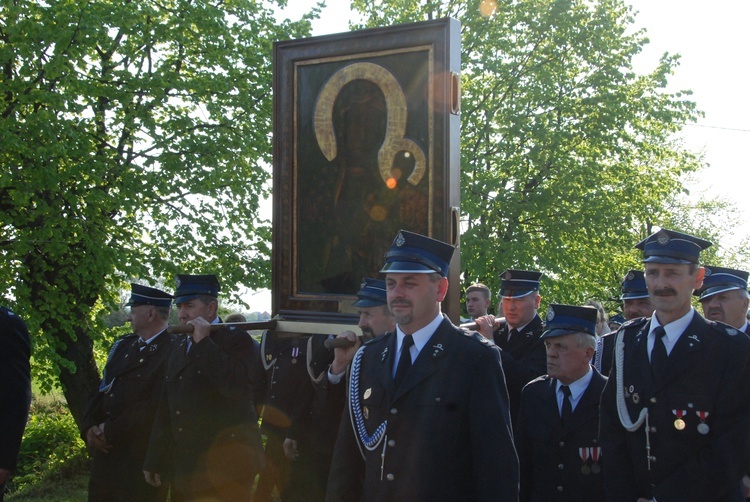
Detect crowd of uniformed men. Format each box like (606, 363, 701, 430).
(5, 227, 747, 501)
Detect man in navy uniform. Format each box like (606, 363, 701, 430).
(475, 269, 547, 426)
(516, 304, 606, 502)
(255, 323, 332, 501)
(282, 278, 395, 502)
(597, 270, 653, 375)
(83, 284, 176, 502)
(696, 266, 749, 333)
(695, 265, 750, 498)
(326, 230, 518, 502)
(143, 274, 264, 501)
(0, 306, 31, 502)
(600, 229, 750, 501)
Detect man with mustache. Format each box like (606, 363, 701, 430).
(326, 230, 518, 502)
(696, 266, 749, 333)
(600, 229, 750, 502)
(281, 278, 394, 502)
(695, 265, 750, 498)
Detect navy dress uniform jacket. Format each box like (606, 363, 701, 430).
(516, 370, 607, 502)
(255, 332, 331, 502)
(493, 314, 547, 425)
(600, 312, 750, 502)
(144, 326, 265, 500)
(82, 330, 176, 502)
(325, 317, 519, 502)
(0, 306, 31, 474)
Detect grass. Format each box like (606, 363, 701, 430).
(6, 470, 89, 502)
(5, 392, 90, 502)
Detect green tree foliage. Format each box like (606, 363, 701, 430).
(0, 0, 315, 428)
(351, 0, 705, 308)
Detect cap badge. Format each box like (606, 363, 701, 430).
(360, 278, 368, 289)
(627, 272, 634, 281)
(504, 271, 512, 280)
(704, 268, 712, 277)
(175, 277, 182, 287)
(395, 232, 406, 247)
(657, 232, 670, 245)
(546, 305, 555, 321)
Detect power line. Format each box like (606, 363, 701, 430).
(683, 122, 750, 133)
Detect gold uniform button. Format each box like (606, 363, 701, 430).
(386, 473, 395, 481)
(388, 440, 396, 447)
(390, 408, 398, 415)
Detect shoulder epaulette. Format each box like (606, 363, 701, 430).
(462, 330, 495, 347)
(707, 319, 744, 337)
(620, 317, 649, 329)
(527, 374, 550, 386)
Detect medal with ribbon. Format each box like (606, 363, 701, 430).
(579, 447, 590, 475)
(291, 346, 299, 364)
(590, 447, 601, 474)
(696, 411, 710, 434)
(672, 409, 687, 430)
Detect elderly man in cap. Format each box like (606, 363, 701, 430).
(82, 284, 176, 502)
(696, 266, 750, 499)
(696, 266, 750, 333)
(475, 269, 547, 426)
(280, 278, 395, 502)
(326, 230, 518, 502)
(596, 270, 653, 375)
(143, 274, 264, 501)
(516, 304, 606, 502)
(600, 229, 750, 502)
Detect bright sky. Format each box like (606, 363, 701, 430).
(626, 0, 750, 254)
(245, 0, 750, 313)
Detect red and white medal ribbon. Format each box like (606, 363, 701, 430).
(696, 411, 710, 434)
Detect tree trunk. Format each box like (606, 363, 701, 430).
(56, 325, 101, 431)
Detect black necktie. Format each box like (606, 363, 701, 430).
(508, 328, 518, 341)
(650, 326, 668, 379)
(560, 385, 572, 426)
(394, 336, 415, 387)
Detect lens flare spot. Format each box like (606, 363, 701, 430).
(370, 205, 388, 221)
(479, 0, 497, 18)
